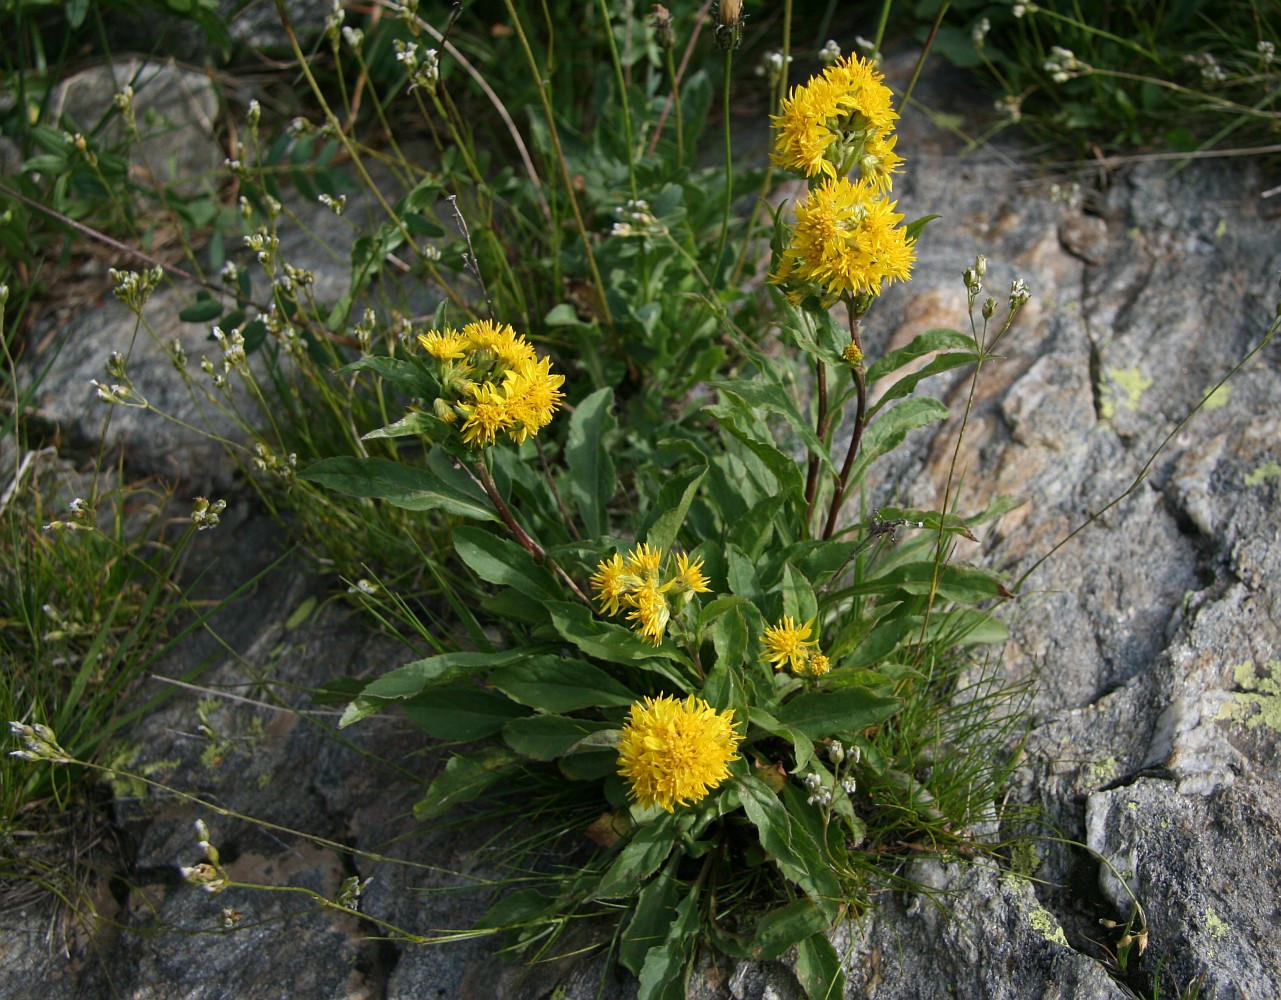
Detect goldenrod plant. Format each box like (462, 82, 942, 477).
(288, 15, 1034, 992)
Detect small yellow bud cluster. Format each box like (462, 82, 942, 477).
(590, 543, 711, 645)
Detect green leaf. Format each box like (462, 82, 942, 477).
(710, 604, 748, 676)
(335, 355, 440, 398)
(454, 525, 558, 599)
(710, 380, 834, 474)
(545, 302, 591, 327)
(301, 456, 497, 521)
(747, 707, 815, 774)
(644, 465, 706, 552)
(782, 564, 818, 626)
(865, 328, 975, 384)
(725, 543, 764, 605)
(850, 397, 949, 481)
(178, 296, 224, 323)
(708, 406, 804, 495)
(399, 176, 443, 214)
(401, 688, 530, 740)
(488, 656, 637, 712)
(620, 858, 681, 975)
(412, 747, 522, 821)
(861, 561, 1013, 604)
(865, 351, 981, 420)
(775, 687, 900, 739)
(362, 410, 449, 441)
(637, 885, 699, 1000)
(502, 714, 607, 760)
(738, 775, 842, 918)
(745, 900, 831, 960)
(795, 932, 847, 1000)
(780, 301, 845, 365)
(737, 493, 788, 561)
(566, 387, 617, 538)
(904, 214, 941, 242)
(543, 603, 690, 686)
(339, 649, 527, 727)
(597, 819, 677, 899)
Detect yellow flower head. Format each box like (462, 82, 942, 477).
(457, 381, 516, 448)
(418, 329, 468, 361)
(771, 178, 915, 305)
(761, 616, 819, 674)
(590, 553, 633, 616)
(420, 320, 563, 449)
(626, 579, 671, 645)
(670, 552, 712, 596)
(771, 55, 901, 187)
(807, 653, 832, 677)
(462, 319, 538, 370)
(626, 542, 664, 580)
(617, 694, 742, 811)
(500, 356, 566, 443)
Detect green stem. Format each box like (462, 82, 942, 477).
(500, 0, 616, 335)
(666, 43, 685, 167)
(595, 0, 638, 199)
(714, 47, 734, 281)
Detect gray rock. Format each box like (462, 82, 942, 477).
(51, 58, 222, 198)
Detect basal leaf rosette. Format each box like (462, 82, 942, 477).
(418, 319, 565, 448)
(616, 694, 742, 812)
(771, 54, 903, 189)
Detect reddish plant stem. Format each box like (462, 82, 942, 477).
(804, 361, 829, 521)
(474, 460, 592, 605)
(822, 312, 868, 540)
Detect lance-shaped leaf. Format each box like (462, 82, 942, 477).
(774, 686, 900, 740)
(566, 387, 618, 538)
(301, 456, 497, 521)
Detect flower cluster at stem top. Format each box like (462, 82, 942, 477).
(769, 56, 916, 309)
(761, 616, 831, 677)
(418, 320, 565, 448)
(616, 694, 742, 811)
(590, 543, 710, 645)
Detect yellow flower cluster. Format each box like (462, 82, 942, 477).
(771, 178, 915, 305)
(771, 55, 902, 189)
(590, 543, 710, 645)
(770, 56, 915, 308)
(418, 319, 565, 448)
(617, 694, 742, 811)
(761, 616, 831, 677)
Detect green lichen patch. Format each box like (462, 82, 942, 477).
(1200, 383, 1231, 411)
(1204, 907, 1230, 940)
(1099, 366, 1154, 420)
(1028, 904, 1069, 947)
(1217, 660, 1281, 732)
(1244, 460, 1281, 488)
